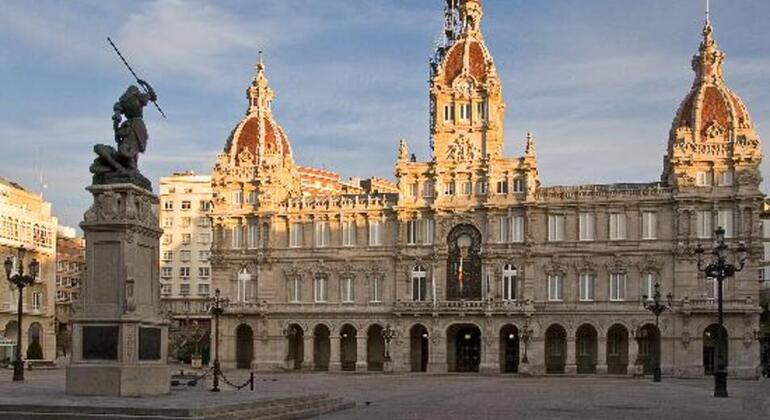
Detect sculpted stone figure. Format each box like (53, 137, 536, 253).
(90, 80, 157, 189)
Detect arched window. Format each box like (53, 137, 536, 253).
(502, 264, 517, 301)
(411, 265, 427, 302)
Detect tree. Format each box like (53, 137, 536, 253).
(26, 340, 43, 360)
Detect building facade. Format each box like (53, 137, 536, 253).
(54, 226, 83, 357)
(210, 1, 764, 377)
(159, 172, 214, 322)
(0, 177, 57, 362)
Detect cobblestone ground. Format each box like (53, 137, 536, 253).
(0, 367, 767, 419)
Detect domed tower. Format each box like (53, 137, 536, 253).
(430, 0, 504, 163)
(662, 14, 762, 190)
(212, 53, 301, 212)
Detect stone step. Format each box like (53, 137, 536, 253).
(0, 394, 354, 420)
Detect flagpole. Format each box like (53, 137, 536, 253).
(432, 266, 437, 308)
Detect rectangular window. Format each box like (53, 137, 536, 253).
(370, 277, 382, 303)
(496, 180, 508, 195)
(609, 213, 626, 240)
(579, 273, 595, 301)
(314, 221, 329, 247)
(409, 182, 418, 198)
(161, 267, 173, 278)
(697, 210, 713, 238)
(290, 223, 303, 248)
(547, 275, 563, 301)
(717, 209, 733, 238)
(340, 277, 355, 303)
(198, 267, 210, 278)
(443, 104, 454, 123)
(179, 284, 190, 295)
(180, 217, 191, 228)
(314, 275, 327, 302)
(369, 220, 382, 246)
(412, 272, 427, 301)
(162, 251, 173, 261)
(231, 227, 241, 249)
(162, 217, 173, 228)
(181, 233, 191, 245)
(199, 200, 211, 211)
(705, 277, 723, 300)
(198, 250, 210, 261)
(198, 283, 210, 295)
(444, 181, 455, 196)
(477, 101, 488, 121)
(163, 200, 174, 210)
(512, 216, 524, 243)
(548, 214, 565, 241)
(477, 181, 488, 195)
(696, 170, 712, 186)
(719, 170, 734, 186)
(179, 267, 190, 279)
(198, 217, 211, 228)
(423, 181, 434, 198)
(423, 219, 435, 245)
(180, 250, 191, 262)
(459, 103, 471, 121)
(643, 273, 655, 301)
(181, 200, 192, 210)
(642, 212, 657, 240)
(247, 191, 257, 204)
(610, 273, 626, 301)
(407, 220, 418, 245)
(503, 271, 517, 301)
(288, 277, 301, 302)
(237, 272, 254, 303)
(231, 190, 243, 205)
(32, 291, 41, 310)
(512, 178, 525, 193)
(342, 221, 355, 247)
(498, 216, 509, 243)
(462, 181, 472, 195)
(248, 223, 259, 249)
(198, 233, 211, 244)
(579, 212, 595, 241)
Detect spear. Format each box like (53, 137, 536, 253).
(107, 37, 167, 119)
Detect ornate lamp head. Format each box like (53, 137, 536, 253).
(4, 257, 12, 280)
(715, 226, 726, 243)
(736, 241, 748, 268)
(695, 243, 705, 269)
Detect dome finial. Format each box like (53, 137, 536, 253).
(525, 131, 536, 156)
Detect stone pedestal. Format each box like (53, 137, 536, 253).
(66, 184, 169, 396)
(383, 359, 394, 373)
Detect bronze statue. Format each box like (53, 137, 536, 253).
(90, 80, 156, 189)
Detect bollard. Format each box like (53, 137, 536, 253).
(250, 372, 255, 391)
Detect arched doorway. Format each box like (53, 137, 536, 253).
(3, 321, 18, 362)
(545, 324, 567, 374)
(446, 224, 482, 300)
(313, 324, 330, 371)
(638, 324, 660, 375)
(410, 324, 429, 372)
(339, 324, 357, 371)
(447, 324, 481, 372)
(27, 322, 43, 360)
(575, 324, 597, 374)
(367, 324, 384, 371)
(286, 324, 304, 370)
(499, 324, 519, 373)
(606, 324, 629, 374)
(235, 324, 254, 369)
(703, 324, 728, 375)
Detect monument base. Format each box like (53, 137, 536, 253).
(66, 364, 170, 396)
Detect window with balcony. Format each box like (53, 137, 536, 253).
(179, 267, 190, 280)
(411, 265, 427, 302)
(181, 200, 192, 210)
(180, 250, 191, 262)
(502, 264, 517, 301)
(547, 275, 563, 301)
(198, 283, 210, 295)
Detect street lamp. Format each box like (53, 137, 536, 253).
(209, 289, 229, 392)
(642, 282, 673, 383)
(4, 247, 40, 382)
(521, 320, 533, 365)
(694, 226, 748, 398)
(381, 324, 396, 373)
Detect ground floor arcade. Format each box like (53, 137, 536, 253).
(213, 314, 762, 378)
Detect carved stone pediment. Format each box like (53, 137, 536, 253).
(445, 136, 480, 164)
(605, 254, 628, 274)
(637, 255, 663, 274)
(574, 256, 597, 274)
(544, 255, 567, 275)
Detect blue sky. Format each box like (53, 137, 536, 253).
(1, 0, 769, 228)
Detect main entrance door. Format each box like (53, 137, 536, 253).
(446, 224, 482, 300)
(448, 324, 481, 372)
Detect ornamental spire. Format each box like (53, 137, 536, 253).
(693, 0, 724, 85)
(247, 49, 275, 114)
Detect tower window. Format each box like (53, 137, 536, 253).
(459, 103, 471, 121)
(477, 101, 488, 121)
(443, 104, 455, 123)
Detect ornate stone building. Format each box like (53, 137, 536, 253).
(55, 225, 84, 357)
(210, 1, 764, 377)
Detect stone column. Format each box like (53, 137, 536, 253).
(596, 336, 608, 375)
(526, 337, 545, 375)
(565, 337, 577, 374)
(329, 335, 342, 371)
(427, 335, 447, 373)
(303, 334, 314, 371)
(356, 335, 367, 372)
(629, 337, 643, 376)
(480, 335, 498, 374)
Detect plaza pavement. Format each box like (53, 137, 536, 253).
(0, 367, 767, 420)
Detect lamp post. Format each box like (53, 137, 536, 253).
(382, 324, 396, 373)
(209, 289, 229, 392)
(642, 282, 673, 383)
(694, 226, 748, 398)
(4, 247, 40, 382)
(521, 319, 533, 365)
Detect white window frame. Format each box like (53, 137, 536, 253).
(248, 223, 259, 249)
(579, 273, 595, 301)
(32, 291, 41, 310)
(477, 181, 487, 195)
(369, 276, 382, 303)
(411, 266, 427, 302)
(288, 277, 301, 303)
(407, 220, 418, 245)
(314, 221, 329, 248)
(409, 182, 418, 198)
(342, 221, 355, 247)
(423, 219, 435, 245)
(459, 103, 471, 121)
(696, 170, 712, 187)
(642, 211, 657, 240)
(512, 216, 524, 243)
(423, 181, 434, 198)
(444, 181, 455, 196)
(231, 226, 242, 249)
(717, 209, 734, 238)
(314, 275, 328, 302)
(719, 170, 734, 186)
(512, 178, 525, 193)
(547, 274, 563, 301)
(609, 273, 626, 301)
(548, 214, 565, 242)
(289, 223, 303, 248)
(697, 210, 713, 239)
(498, 216, 509, 243)
(643, 273, 655, 301)
(609, 213, 626, 240)
(502, 264, 517, 301)
(496, 180, 508, 195)
(443, 104, 454, 123)
(579, 212, 595, 241)
(369, 220, 382, 246)
(462, 181, 472, 196)
(237, 269, 253, 303)
(340, 277, 355, 303)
